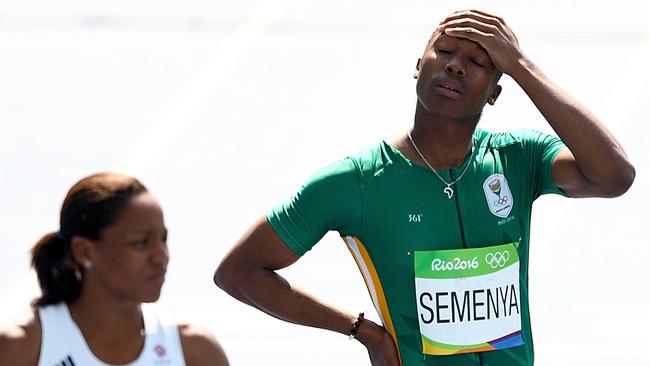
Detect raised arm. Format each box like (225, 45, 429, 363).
(214, 217, 399, 365)
(439, 10, 635, 198)
(510, 62, 635, 198)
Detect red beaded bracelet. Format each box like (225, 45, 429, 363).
(348, 312, 365, 340)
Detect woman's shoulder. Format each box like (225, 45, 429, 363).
(178, 322, 229, 366)
(0, 309, 42, 366)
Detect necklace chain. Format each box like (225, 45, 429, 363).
(407, 132, 475, 199)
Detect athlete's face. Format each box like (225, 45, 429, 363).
(415, 32, 501, 119)
(86, 193, 169, 303)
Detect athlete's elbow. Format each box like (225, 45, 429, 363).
(215, 256, 269, 308)
(214, 257, 239, 294)
(619, 163, 636, 194)
(596, 166, 635, 197)
(213, 265, 225, 290)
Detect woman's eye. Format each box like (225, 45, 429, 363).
(133, 238, 148, 249)
(437, 49, 451, 54)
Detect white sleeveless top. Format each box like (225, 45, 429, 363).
(37, 302, 186, 366)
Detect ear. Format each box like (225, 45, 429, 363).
(487, 84, 502, 105)
(413, 58, 422, 79)
(70, 235, 96, 266)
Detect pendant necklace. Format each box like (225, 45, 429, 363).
(407, 132, 475, 199)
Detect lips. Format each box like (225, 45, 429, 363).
(147, 270, 167, 286)
(433, 79, 464, 99)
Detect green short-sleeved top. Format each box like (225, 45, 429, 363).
(268, 128, 566, 366)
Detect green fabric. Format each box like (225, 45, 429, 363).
(267, 128, 566, 366)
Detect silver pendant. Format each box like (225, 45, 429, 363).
(443, 186, 454, 199)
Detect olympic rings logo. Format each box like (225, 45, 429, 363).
(485, 251, 510, 268)
(493, 195, 509, 206)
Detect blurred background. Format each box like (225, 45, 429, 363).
(1, 0, 648, 364)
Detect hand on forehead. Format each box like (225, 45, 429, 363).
(428, 25, 491, 61)
(432, 9, 521, 74)
(439, 9, 505, 31)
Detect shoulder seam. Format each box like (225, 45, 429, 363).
(348, 157, 365, 239)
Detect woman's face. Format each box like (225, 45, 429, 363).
(86, 192, 169, 303)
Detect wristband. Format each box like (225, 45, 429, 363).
(348, 312, 365, 340)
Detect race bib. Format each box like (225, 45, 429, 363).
(414, 243, 523, 355)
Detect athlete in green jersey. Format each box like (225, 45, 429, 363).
(266, 128, 564, 365)
(215, 10, 635, 366)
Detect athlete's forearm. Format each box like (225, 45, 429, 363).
(215, 218, 396, 362)
(218, 265, 355, 335)
(509, 58, 635, 195)
(217, 267, 397, 363)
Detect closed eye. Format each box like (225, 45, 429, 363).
(471, 59, 486, 68)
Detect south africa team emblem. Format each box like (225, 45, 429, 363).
(483, 174, 513, 218)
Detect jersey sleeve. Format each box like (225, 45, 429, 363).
(267, 157, 363, 256)
(513, 129, 567, 199)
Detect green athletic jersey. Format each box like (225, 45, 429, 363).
(268, 128, 566, 366)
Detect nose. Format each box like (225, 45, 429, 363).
(445, 57, 465, 78)
(151, 239, 169, 266)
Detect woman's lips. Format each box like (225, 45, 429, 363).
(148, 272, 166, 286)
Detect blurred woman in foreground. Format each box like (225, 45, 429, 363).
(0, 172, 228, 366)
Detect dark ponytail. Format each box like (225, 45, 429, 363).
(31, 232, 81, 306)
(30, 173, 147, 307)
